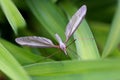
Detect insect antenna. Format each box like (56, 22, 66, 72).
(67, 46, 80, 59)
(65, 39, 81, 59)
(34, 50, 62, 63)
(66, 39, 76, 48)
(44, 50, 61, 59)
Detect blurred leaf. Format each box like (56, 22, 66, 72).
(89, 22, 110, 51)
(0, 42, 30, 80)
(26, 0, 67, 40)
(0, 0, 26, 34)
(25, 59, 120, 80)
(0, 8, 6, 23)
(74, 20, 100, 60)
(89, 21, 120, 57)
(109, 49, 120, 57)
(102, 0, 120, 57)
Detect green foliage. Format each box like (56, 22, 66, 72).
(102, 0, 120, 57)
(0, 0, 120, 80)
(0, 41, 30, 80)
(0, 0, 26, 34)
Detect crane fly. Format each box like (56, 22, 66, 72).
(15, 5, 87, 55)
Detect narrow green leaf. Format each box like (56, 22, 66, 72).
(102, 1, 120, 57)
(89, 22, 110, 49)
(25, 59, 120, 80)
(74, 20, 100, 60)
(26, 0, 67, 40)
(0, 0, 26, 34)
(0, 42, 30, 80)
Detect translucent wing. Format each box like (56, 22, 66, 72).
(65, 5, 87, 42)
(55, 34, 63, 44)
(15, 36, 57, 48)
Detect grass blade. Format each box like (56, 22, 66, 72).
(74, 20, 100, 60)
(26, 0, 67, 40)
(0, 42, 30, 80)
(102, 0, 120, 57)
(0, 0, 26, 34)
(25, 59, 120, 80)
(89, 22, 110, 50)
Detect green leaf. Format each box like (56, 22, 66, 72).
(0, 42, 30, 80)
(89, 22, 110, 49)
(0, 0, 26, 34)
(102, 1, 120, 57)
(74, 20, 100, 60)
(25, 59, 120, 80)
(26, 0, 67, 40)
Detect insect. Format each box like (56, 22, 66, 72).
(15, 5, 87, 55)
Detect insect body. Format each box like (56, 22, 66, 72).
(15, 5, 87, 55)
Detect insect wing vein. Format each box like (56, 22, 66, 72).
(65, 5, 87, 42)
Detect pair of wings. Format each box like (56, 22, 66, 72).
(15, 5, 87, 48)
